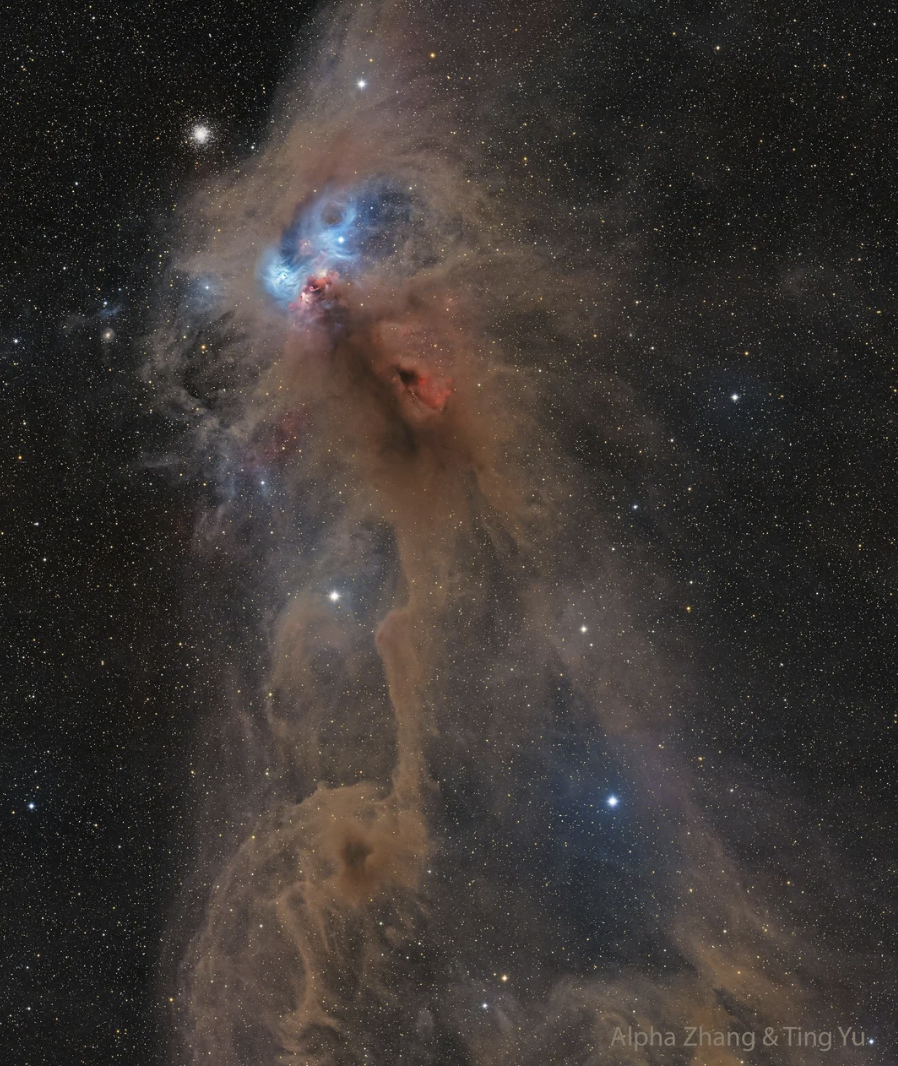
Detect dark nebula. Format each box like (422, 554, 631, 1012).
(3, 1, 895, 1064)
(139, 2, 896, 1064)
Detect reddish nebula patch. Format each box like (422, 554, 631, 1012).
(396, 366, 452, 412)
(242, 412, 304, 471)
(265, 411, 304, 459)
(288, 271, 337, 313)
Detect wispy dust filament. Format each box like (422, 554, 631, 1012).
(149, 1, 874, 1063)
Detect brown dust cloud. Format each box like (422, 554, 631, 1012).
(146, 2, 886, 1062)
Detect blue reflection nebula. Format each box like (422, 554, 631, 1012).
(260, 254, 305, 305)
(259, 179, 412, 310)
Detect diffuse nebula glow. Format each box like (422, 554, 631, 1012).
(148, 2, 876, 1063)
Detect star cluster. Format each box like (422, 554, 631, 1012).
(2, 1, 896, 1064)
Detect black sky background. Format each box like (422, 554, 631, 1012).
(2, 2, 897, 1064)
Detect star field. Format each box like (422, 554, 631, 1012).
(2, 2, 897, 1064)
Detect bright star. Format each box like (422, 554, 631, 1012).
(328, 590, 341, 602)
(357, 79, 367, 89)
(580, 625, 588, 633)
(27, 802, 36, 810)
(606, 795, 619, 808)
(191, 124, 212, 145)
(730, 393, 740, 402)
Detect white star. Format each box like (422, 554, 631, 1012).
(357, 79, 367, 89)
(606, 795, 619, 808)
(328, 590, 341, 602)
(730, 393, 740, 402)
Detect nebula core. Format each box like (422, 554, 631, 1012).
(147, 2, 883, 1064)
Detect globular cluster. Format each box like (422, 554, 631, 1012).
(2, 1, 897, 1065)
